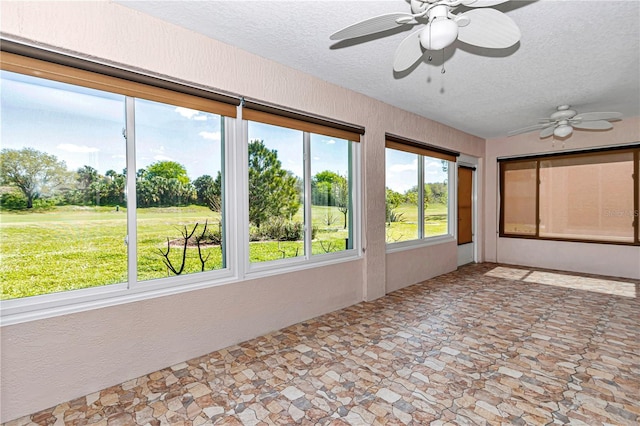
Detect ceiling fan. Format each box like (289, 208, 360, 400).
(330, 0, 521, 72)
(508, 105, 623, 138)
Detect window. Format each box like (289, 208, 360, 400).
(1, 71, 129, 299)
(501, 160, 537, 236)
(500, 146, 640, 245)
(0, 50, 236, 302)
(244, 104, 360, 266)
(135, 98, 226, 280)
(385, 134, 458, 245)
(0, 45, 364, 322)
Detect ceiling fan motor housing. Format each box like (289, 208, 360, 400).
(550, 108, 577, 121)
(410, 0, 430, 14)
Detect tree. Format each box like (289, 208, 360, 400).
(404, 185, 431, 211)
(0, 148, 69, 208)
(385, 187, 404, 224)
(334, 174, 349, 229)
(136, 162, 195, 207)
(193, 172, 222, 212)
(248, 140, 301, 228)
(312, 170, 341, 206)
(146, 161, 190, 184)
(76, 165, 99, 204)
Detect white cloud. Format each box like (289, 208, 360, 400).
(326, 139, 336, 145)
(57, 143, 99, 153)
(175, 106, 207, 121)
(389, 158, 417, 173)
(175, 107, 199, 119)
(199, 131, 220, 141)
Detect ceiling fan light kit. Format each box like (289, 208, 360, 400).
(420, 18, 459, 51)
(330, 0, 521, 73)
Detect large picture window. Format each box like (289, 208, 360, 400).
(0, 46, 364, 322)
(385, 134, 458, 245)
(0, 51, 236, 302)
(500, 146, 640, 245)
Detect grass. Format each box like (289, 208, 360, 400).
(386, 203, 449, 243)
(0, 204, 354, 300)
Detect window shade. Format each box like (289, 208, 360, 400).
(500, 160, 538, 236)
(385, 134, 459, 162)
(539, 151, 635, 243)
(499, 144, 640, 245)
(0, 41, 239, 118)
(243, 99, 364, 142)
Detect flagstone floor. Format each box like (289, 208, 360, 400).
(5, 263, 640, 426)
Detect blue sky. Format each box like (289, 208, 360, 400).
(2, 69, 446, 191)
(248, 122, 350, 179)
(1, 70, 350, 182)
(386, 148, 449, 193)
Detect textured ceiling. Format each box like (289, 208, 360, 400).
(116, 0, 640, 139)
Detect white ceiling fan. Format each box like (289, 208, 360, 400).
(330, 0, 521, 72)
(508, 105, 623, 138)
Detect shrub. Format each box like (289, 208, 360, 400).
(250, 218, 306, 241)
(0, 191, 27, 210)
(195, 227, 222, 245)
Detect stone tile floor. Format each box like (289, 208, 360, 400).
(5, 263, 640, 426)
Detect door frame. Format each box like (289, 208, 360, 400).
(457, 154, 480, 266)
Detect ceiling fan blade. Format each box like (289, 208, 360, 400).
(571, 120, 614, 130)
(573, 112, 622, 121)
(330, 13, 415, 40)
(461, 0, 511, 7)
(394, 29, 424, 72)
(507, 123, 552, 137)
(539, 125, 557, 138)
(457, 9, 520, 49)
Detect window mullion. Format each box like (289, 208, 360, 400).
(418, 155, 425, 239)
(239, 117, 250, 275)
(347, 142, 355, 250)
(125, 96, 138, 288)
(303, 132, 312, 258)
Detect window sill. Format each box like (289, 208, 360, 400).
(385, 235, 456, 254)
(245, 250, 362, 280)
(0, 252, 364, 326)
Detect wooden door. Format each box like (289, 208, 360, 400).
(458, 166, 474, 245)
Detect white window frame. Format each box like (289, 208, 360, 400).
(0, 92, 237, 325)
(0, 51, 363, 326)
(242, 119, 362, 277)
(386, 155, 457, 253)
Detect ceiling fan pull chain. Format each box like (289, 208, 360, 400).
(441, 48, 446, 73)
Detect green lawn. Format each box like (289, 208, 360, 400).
(386, 203, 449, 243)
(1, 204, 352, 300)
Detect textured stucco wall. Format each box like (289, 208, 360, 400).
(0, 1, 484, 422)
(485, 117, 640, 279)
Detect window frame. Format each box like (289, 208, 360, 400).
(384, 134, 459, 251)
(241, 112, 362, 275)
(0, 51, 239, 322)
(499, 144, 640, 246)
(0, 44, 365, 325)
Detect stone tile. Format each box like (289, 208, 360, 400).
(4, 263, 639, 426)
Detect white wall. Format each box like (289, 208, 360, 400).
(0, 2, 484, 422)
(485, 117, 640, 279)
